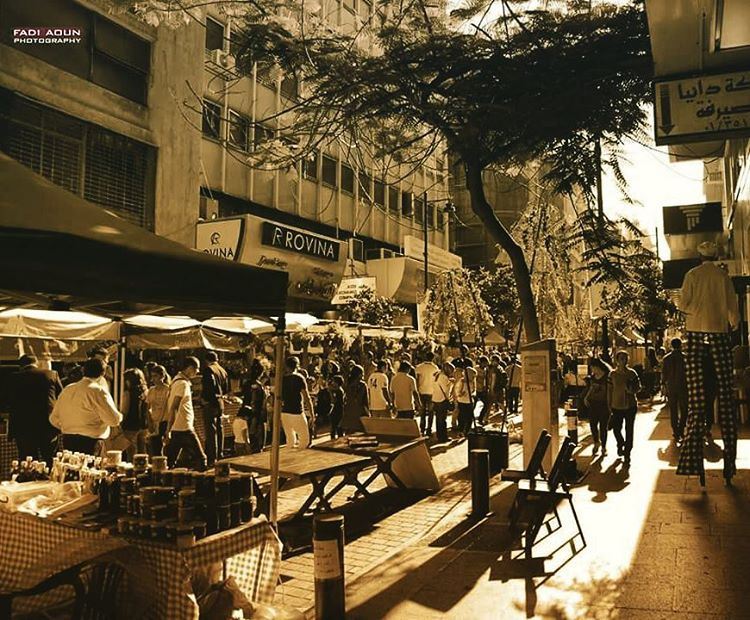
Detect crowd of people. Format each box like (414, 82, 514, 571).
(1, 343, 526, 472)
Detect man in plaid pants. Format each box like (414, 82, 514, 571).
(677, 241, 740, 486)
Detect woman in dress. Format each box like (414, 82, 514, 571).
(341, 364, 370, 434)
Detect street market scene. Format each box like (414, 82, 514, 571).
(1, 0, 750, 618)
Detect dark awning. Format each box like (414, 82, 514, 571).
(0, 153, 287, 318)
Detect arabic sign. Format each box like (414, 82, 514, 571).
(195, 218, 244, 260)
(654, 70, 750, 145)
(403, 235, 462, 271)
(331, 277, 377, 305)
(261, 222, 341, 262)
(663, 202, 723, 235)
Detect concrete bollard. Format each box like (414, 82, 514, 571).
(313, 514, 345, 619)
(565, 402, 579, 445)
(470, 449, 490, 518)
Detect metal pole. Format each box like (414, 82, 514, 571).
(314, 514, 346, 619)
(269, 315, 286, 528)
(423, 191, 429, 295)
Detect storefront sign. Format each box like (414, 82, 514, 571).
(195, 218, 244, 261)
(261, 222, 340, 262)
(331, 277, 377, 305)
(654, 70, 750, 145)
(663, 202, 723, 235)
(403, 235, 462, 272)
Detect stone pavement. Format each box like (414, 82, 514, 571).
(341, 402, 750, 619)
(272, 421, 524, 612)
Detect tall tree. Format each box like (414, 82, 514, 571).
(126, 0, 653, 341)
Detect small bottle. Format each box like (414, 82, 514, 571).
(10, 460, 19, 482)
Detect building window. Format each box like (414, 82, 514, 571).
(437, 208, 445, 231)
(374, 179, 385, 207)
(716, 0, 750, 49)
(388, 186, 400, 215)
(341, 163, 355, 194)
(402, 191, 414, 219)
(202, 100, 222, 140)
(253, 123, 275, 150)
(0, 88, 155, 229)
(414, 195, 426, 226)
(321, 154, 338, 187)
(280, 74, 299, 99)
(302, 150, 319, 180)
(0, 0, 150, 105)
(227, 110, 250, 151)
(358, 171, 372, 199)
(205, 17, 225, 51)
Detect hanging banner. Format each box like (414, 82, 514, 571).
(331, 277, 377, 305)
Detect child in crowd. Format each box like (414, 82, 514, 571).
(232, 409, 250, 456)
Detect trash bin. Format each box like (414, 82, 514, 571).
(467, 427, 509, 473)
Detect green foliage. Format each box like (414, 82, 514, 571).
(566, 208, 678, 333)
(473, 265, 520, 335)
(345, 288, 406, 326)
(424, 268, 493, 341)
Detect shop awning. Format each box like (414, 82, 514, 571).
(0, 308, 119, 341)
(0, 153, 288, 318)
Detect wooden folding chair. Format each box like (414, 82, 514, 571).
(501, 429, 551, 484)
(508, 437, 585, 558)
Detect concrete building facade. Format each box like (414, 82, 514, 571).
(0, 0, 456, 314)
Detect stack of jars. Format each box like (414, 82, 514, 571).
(112, 456, 256, 547)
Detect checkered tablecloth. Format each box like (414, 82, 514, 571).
(0, 511, 281, 619)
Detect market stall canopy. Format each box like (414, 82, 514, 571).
(0, 153, 288, 318)
(202, 316, 273, 335)
(0, 308, 119, 341)
(122, 316, 202, 333)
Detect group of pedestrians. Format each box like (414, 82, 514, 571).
(279, 349, 523, 446)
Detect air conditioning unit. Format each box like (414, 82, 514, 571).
(208, 49, 236, 71)
(348, 238, 364, 262)
(200, 195, 219, 220)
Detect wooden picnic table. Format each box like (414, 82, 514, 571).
(314, 435, 427, 491)
(220, 448, 372, 520)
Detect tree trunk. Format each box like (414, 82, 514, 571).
(465, 162, 541, 343)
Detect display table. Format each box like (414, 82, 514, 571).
(0, 511, 281, 619)
(221, 448, 372, 520)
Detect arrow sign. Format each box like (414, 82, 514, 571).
(659, 83, 674, 135)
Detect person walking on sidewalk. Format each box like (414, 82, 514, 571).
(488, 355, 507, 419)
(281, 356, 314, 448)
(368, 360, 393, 418)
(164, 357, 207, 470)
(342, 365, 369, 434)
(201, 351, 229, 466)
(455, 358, 477, 436)
(506, 357, 522, 415)
(662, 338, 688, 442)
(390, 361, 421, 420)
(432, 362, 455, 442)
(609, 351, 641, 466)
(583, 358, 612, 456)
(677, 241, 740, 486)
(416, 352, 439, 436)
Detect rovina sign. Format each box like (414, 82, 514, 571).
(261, 222, 340, 262)
(654, 70, 750, 145)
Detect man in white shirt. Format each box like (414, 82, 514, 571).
(89, 346, 114, 393)
(415, 352, 439, 436)
(165, 357, 208, 470)
(432, 362, 455, 442)
(677, 241, 740, 486)
(368, 360, 392, 418)
(49, 358, 123, 456)
(390, 362, 421, 419)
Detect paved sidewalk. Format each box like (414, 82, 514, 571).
(342, 403, 750, 619)
(272, 425, 524, 612)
